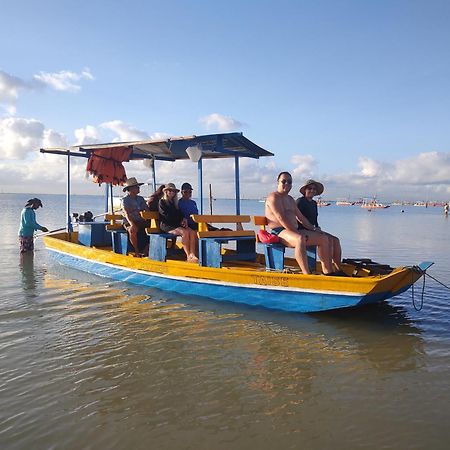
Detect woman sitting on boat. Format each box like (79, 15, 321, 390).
(296, 179, 344, 273)
(158, 183, 199, 263)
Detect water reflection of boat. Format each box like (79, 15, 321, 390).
(40, 133, 432, 314)
(313, 302, 425, 371)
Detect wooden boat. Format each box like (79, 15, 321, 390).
(361, 198, 390, 210)
(40, 133, 432, 313)
(336, 199, 355, 206)
(317, 197, 331, 207)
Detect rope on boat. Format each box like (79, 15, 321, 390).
(411, 268, 426, 311)
(410, 266, 450, 312)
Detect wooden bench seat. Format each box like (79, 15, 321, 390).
(78, 221, 111, 247)
(140, 211, 178, 262)
(191, 215, 256, 268)
(253, 216, 317, 272)
(106, 213, 149, 255)
(105, 213, 131, 254)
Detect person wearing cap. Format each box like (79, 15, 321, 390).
(265, 172, 335, 275)
(178, 183, 225, 232)
(18, 198, 48, 253)
(158, 183, 199, 262)
(178, 182, 199, 230)
(296, 179, 343, 273)
(121, 177, 150, 257)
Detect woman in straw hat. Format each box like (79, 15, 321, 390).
(159, 183, 199, 263)
(18, 198, 48, 253)
(297, 179, 344, 274)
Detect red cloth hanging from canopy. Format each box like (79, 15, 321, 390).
(85, 147, 132, 185)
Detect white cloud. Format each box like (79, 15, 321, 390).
(291, 154, 317, 180)
(101, 120, 150, 141)
(0, 71, 28, 115)
(1, 113, 448, 201)
(199, 113, 244, 131)
(33, 68, 94, 92)
(322, 151, 450, 200)
(43, 129, 68, 149)
(0, 117, 45, 159)
(358, 157, 387, 177)
(0, 69, 94, 115)
(74, 125, 101, 145)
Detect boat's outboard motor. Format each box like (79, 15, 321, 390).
(78, 211, 94, 223)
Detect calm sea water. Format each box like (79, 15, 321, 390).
(1, 193, 449, 449)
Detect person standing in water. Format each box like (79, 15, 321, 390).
(18, 198, 48, 253)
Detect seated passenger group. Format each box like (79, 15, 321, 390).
(158, 183, 199, 262)
(265, 172, 345, 276)
(122, 174, 343, 275)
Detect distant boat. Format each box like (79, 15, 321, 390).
(336, 199, 355, 206)
(361, 198, 390, 210)
(317, 197, 331, 207)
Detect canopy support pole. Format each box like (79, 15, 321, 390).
(234, 156, 240, 214)
(110, 184, 114, 213)
(104, 184, 109, 213)
(66, 151, 73, 233)
(198, 158, 203, 214)
(152, 159, 157, 192)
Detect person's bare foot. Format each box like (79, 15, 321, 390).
(187, 254, 199, 263)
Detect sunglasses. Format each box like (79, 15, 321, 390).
(306, 186, 317, 190)
(280, 179, 292, 185)
(182, 190, 192, 193)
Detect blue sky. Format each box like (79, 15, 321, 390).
(1, 0, 449, 200)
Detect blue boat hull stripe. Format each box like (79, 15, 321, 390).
(48, 248, 363, 297)
(47, 248, 403, 312)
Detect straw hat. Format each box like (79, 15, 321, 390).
(163, 182, 180, 193)
(122, 177, 144, 192)
(299, 179, 324, 196)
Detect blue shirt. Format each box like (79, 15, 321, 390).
(18, 207, 44, 237)
(178, 198, 198, 227)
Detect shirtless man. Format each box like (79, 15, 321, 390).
(265, 172, 334, 275)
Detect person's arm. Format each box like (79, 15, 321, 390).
(295, 207, 315, 231)
(158, 199, 171, 224)
(122, 198, 144, 226)
(295, 197, 317, 231)
(266, 194, 296, 231)
(24, 208, 46, 232)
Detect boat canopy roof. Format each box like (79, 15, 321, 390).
(70, 132, 273, 162)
